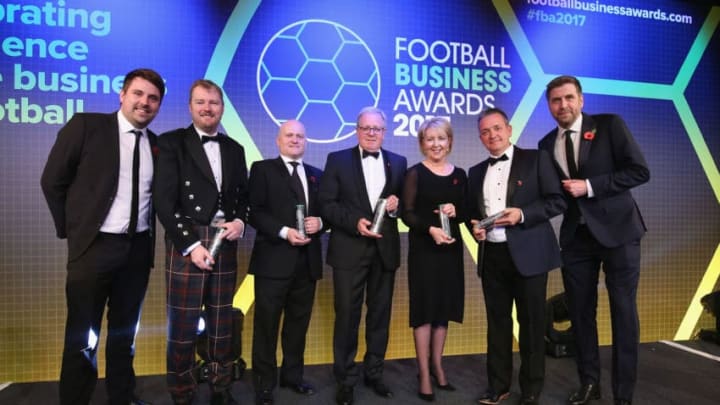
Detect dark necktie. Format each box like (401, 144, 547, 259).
(488, 154, 509, 166)
(564, 130, 579, 178)
(362, 149, 379, 159)
(128, 130, 142, 237)
(289, 161, 306, 205)
(201, 135, 219, 144)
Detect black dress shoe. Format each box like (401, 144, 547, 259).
(336, 385, 354, 405)
(210, 390, 238, 405)
(614, 400, 631, 405)
(254, 389, 273, 405)
(477, 391, 510, 404)
(364, 377, 393, 398)
(418, 391, 435, 402)
(567, 384, 601, 405)
(280, 380, 316, 395)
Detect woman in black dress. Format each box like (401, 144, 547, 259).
(401, 117, 467, 401)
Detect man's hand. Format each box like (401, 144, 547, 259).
(190, 244, 214, 271)
(304, 216, 322, 235)
(287, 228, 311, 246)
(357, 217, 382, 238)
(493, 208, 522, 227)
(562, 179, 588, 197)
(220, 219, 244, 240)
(385, 194, 399, 213)
(470, 219, 487, 241)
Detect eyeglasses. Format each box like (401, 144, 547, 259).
(357, 126, 385, 134)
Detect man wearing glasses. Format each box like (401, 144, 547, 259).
(319, 107, 407, 405)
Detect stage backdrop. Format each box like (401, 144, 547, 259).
(1, 0, 718, 382)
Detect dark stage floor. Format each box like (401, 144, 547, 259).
(2, 341, 719, 404)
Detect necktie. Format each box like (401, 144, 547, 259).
(488, 154, 509, 166)
(289, 161, 306, 205)
(564, 130, 579, 178)
(362, 149, 379, 159)
(201, 135, 219, 143)
(128, 130, 141, 237)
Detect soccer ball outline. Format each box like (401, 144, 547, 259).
(257, 19, 381, 143)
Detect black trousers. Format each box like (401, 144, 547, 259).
(481, 242, 547, 397)
(252, 248, 316, 391)
(561, 225, 641, 401)
(332, 242, 396, 387)
(60, 232, 152, 405)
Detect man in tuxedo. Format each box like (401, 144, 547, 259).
(154, 79, 248, 405)
(468, 108, 566, 405)
(41, 68, 165, 405)
(319, 107, 407, 405)
(538, 75, 650, 405)
(247, 119, 324, 405)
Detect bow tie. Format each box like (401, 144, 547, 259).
(362, 150, 380, 159)
(201, 135, 219, 144)
(488, 154, 509, 166)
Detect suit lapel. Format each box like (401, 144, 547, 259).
(475, 160, 490, 218)
(507, 146, 529, 204)
(578, 113, 596, 172)
(351, 147, 373, 212)
(184, 126, 216, 187)
(379, 149, 392, 198)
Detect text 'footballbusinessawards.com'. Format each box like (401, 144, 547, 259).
(525, 0, 693, 25)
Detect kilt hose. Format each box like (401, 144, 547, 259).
(165, 224, 239, 401)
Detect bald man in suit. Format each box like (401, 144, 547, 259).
(248, 120, 324, 405)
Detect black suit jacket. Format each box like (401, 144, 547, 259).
(319, 146, 407, 271)
(467, 146, 566, 276)
(153, 125, 248, 251)
(247, 157, 324, 280)
(538, 113, 650, 248)
(41, 112, 157, 263)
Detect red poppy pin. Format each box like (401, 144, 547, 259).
(452, 178, 459, 185)
(583, 130, 596, 141)
(152, 146, 160, 156)
(309, 176, 316, 183)
(517, 180, 523, 187)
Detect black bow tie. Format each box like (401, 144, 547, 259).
(201, 135, 219, 144)
(362, 150, 380, 159)
(488, 154, 509, 166)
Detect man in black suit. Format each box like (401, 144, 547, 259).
(154, 79, 248, 405)
(41, 68, 165, 405)
(538, 75, 650, 405)
(319, 106, 407, 405)
(247, 119, 324, 405)
(468, 108, 566, 405)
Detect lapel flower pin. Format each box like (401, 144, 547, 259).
(516, 180, 523, 187)
(583, 129, 596, 141)
(309, 176, 316, 183)
(452, 178, 459, 185)
(152, 146, 160, 156)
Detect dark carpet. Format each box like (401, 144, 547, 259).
(2, 341, 719, 404)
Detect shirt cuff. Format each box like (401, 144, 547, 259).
(182, 241, 201, 256)
(585, 179, 595, 198)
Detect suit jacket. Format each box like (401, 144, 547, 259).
(41, 112, 158, 263)
(467, 146, 566, 276)
(247, 157, 324, 280)
(319, 146, 407, 271)
(153, 125, 249, 251)
(538, 113, 650, 248)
